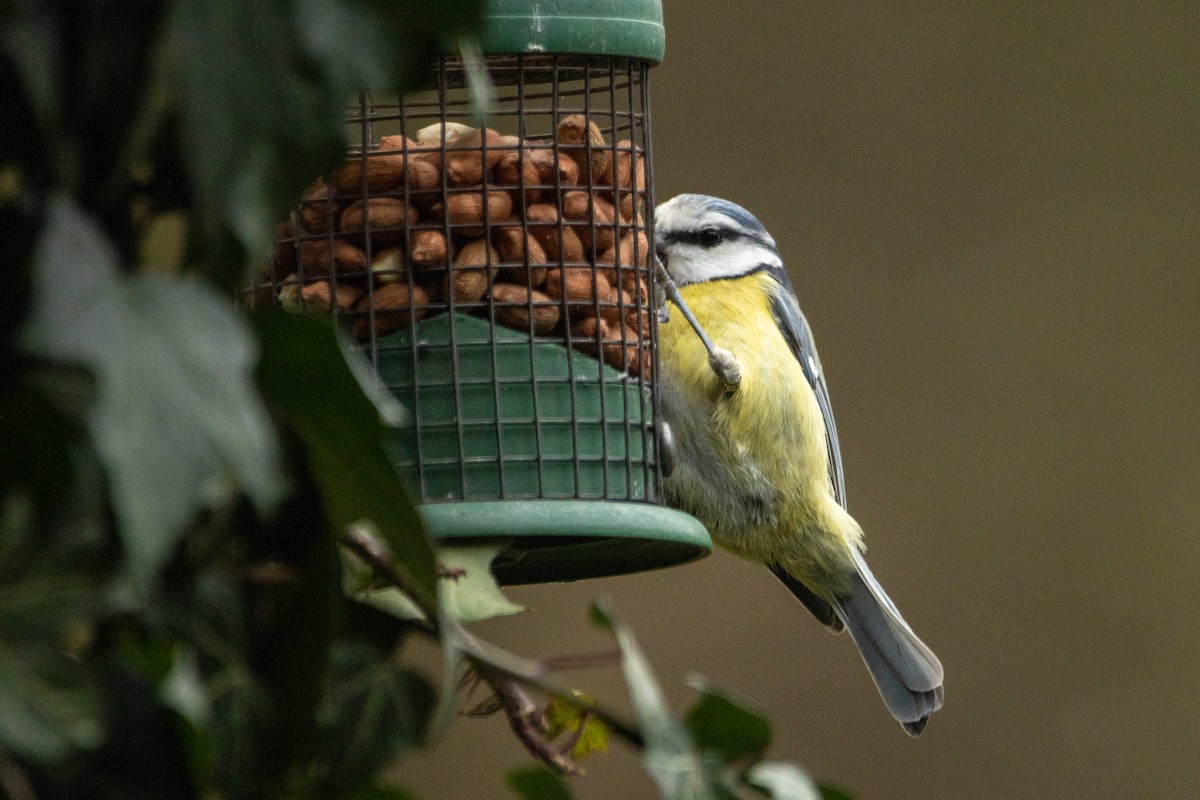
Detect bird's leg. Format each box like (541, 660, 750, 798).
(654, 254, 743, 392)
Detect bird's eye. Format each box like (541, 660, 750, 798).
(698, 228, 723, 247)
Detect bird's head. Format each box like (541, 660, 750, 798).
(653, 194, 782, 286)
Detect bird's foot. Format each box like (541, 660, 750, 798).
(709, 347, 742, 391)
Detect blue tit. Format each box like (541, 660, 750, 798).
(653, 194, 944, 735)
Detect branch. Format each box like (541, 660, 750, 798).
(338, 524, 646, 769)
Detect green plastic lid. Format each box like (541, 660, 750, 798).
(478, 0, 665, 63)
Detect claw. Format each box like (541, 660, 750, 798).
(709, 347, 741, 391)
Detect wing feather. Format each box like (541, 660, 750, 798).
(764, 267, 847, 507)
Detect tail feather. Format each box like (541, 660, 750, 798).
(769, 564, 844, 631)
(832, 550, 944, 736)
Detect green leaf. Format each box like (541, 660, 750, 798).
(0, 469, 107, 763)
(591, 599, 725, 800)
(356, 543, 525, 625)
(505, 765, 575, 800)
(0, 645, 103, 762)
(542, 692, 610, 761)
(210, 664, 275, 800)
(21, 196, 284, 584)
(248, 440, 342, 772)
(435, 544, 526, 624)
(744, 762, 822, 800)
(168, 0, 484, 269)
(253, 308, 439, 615)
(319, 640, 436, 793)
(684, 675, 772, 764)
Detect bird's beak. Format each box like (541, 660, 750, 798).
(654, 241, 669, 270)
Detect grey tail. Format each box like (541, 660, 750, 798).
(832, 550, 944, 736)
(770, 564, 844, 632)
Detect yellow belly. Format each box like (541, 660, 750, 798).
(657, 272, 862, 591)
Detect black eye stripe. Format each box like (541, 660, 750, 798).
(664, 228, 741, 248)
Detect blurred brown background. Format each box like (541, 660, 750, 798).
(405, 2, 1200, 798)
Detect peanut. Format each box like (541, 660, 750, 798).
(353, 283, 429, 340)
(544, 265, 615, 321)
(524, 203, 585, 264)
(443, 128, 511, 187)
(415, 122, 475, 147)
(443, 238, 497, 304)
(493, 150, 543, 206)
(556, 115, 609, 182)
(338, 197, 417, 243)
(526, 144, 579, 187)
(301, 280, 364, 312)
(492, 226, 549, 287)
(298, 239, 367, 279)
(408, 229, 449, 271)
(598, 229, 650, 268)
(490, 284, 560, 334)
(329, 150, 409, 194)
(370, 247, 407, 285)
(573, 316, 644, 376)
(434, 189, 513, 237)
(560, 191, 617, 256)
(297, 179, 342, 234)
(613, 139, 646, 191)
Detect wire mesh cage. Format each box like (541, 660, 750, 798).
(252, 17, 709, 583)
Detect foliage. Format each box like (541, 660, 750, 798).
(0, 3, 854, 799)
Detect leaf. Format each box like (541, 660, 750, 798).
(168, 0, 485, 267)
(744, 761, 822, 800)
(319, 640, 436, 793)
(356, 543, 524, 625)
(590, 599, 727, 800)
(0, 474, 107, 763)
(684, 675, 772, 764)
(435, 544, 526, 624)
(252, 308, 439, 614)
(0, 645, 103, 762)
(542, 692, 610, 761)
(21, 196, 284, 584)
(505, 765, 575, 800)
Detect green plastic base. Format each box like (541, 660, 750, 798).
(376, 313, 657, 502)
(420, 500, 710, 585)
(372, 313, 711, 583)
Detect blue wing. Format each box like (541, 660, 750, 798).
(762, 265, 848, 631)
(764, 266, 847, 507)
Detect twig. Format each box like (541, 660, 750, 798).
(339, 525, 440, 630)
(338, 526, 646, 769)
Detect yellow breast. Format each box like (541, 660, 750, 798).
(657, 272, 862, 589)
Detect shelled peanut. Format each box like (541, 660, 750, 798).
(264, 115, 653, 376)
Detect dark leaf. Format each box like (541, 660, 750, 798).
(319, 640, 435, 793)
(0, 420, 108, 764)
(168, 0, 484, 273)
(505, 765, 575, 800)
(684, 676, 772, 764)
(253, 308, 438, 614)
(21, 197, 285, 584)
(246, 437, 341, 773)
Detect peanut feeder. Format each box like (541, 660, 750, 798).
(254, 0, 709, 584)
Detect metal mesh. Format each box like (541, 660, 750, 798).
(256, 55, 662, 505)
